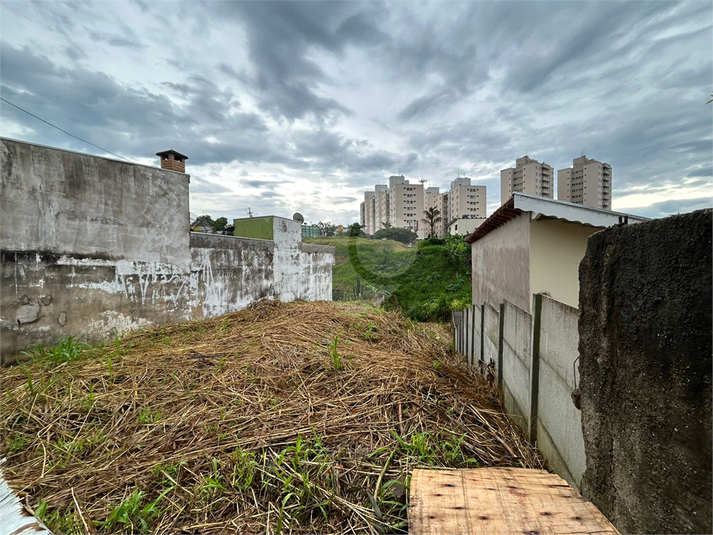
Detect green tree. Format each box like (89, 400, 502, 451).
(213, 217, 228, 233)
(372, 227, 418, 245)
(317, 221, 337, 237)
(347, 222, 366, 237)
(421, 207, 442, 238)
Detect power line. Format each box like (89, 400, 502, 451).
(0, 97, 133, 162)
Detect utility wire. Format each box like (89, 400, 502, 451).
(0, 96, 133, 162)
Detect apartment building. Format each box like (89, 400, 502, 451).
(557, 156, 612, 209)
(448, 177, 486, 221)
(388, 175, 426, 239)
(374, 185, 389, 232)
(500, 156, 554, 204)
(425, 187, 447, 238)
(360, 191, 376, 235)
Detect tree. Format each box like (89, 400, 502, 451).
(347, 222, 365, 237)
(213, 217, 228, 233)
(380, 221, 393, 229)
(192, 214, 215, 232)
(372, 227, 418, 246)
(421, 207, 442, 238)
(317, 221, 337, 237)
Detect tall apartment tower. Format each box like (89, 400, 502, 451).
(388, 175, 426, 239)
(425, 187, 447, 238)
(374, 185, 389, 232)
(557, 156, 612, 209)
(448, 177, 486, 221)
(359, 191, 376, 235)
(500, 156, 553, 204)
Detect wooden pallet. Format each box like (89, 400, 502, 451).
(408, 467, 620, 534)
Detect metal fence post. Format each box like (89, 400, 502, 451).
(529, 294, 543, 443)
(497, 302, 505, 388)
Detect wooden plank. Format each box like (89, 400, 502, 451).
(408, 467, 620, 535)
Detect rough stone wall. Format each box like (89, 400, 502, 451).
(0, 139, 334, 364)
(578, 209, 712, 534)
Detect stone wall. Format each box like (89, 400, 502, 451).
(578, 209, 712, 534)
(0, 138, 334, 363)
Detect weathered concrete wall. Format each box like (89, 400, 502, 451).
(579, 209, 712, 534)
(189, 233, 275, 317)
(500, 300, 531, 433)
(0, 138, 190, 269)
(472, 304, 482, 367)
(537, 295, 584, 490)
(471, 212, 531, 313)
(0, 138, 334, 363)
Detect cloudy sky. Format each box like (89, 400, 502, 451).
(1, 0, 711, 224)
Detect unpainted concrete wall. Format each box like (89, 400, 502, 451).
(500, 300, 531, 433)
(455, 294, 584, 491)
(537, 295, 585, 489)
(0, 138, 190, 269)
(471, 212, 531, 313)
(578, 209, 712, 534)
(0, 138, 335, 363)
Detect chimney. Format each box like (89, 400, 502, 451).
(156, 149, 188, 173)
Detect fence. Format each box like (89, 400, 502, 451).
(453, 294, 584, 490)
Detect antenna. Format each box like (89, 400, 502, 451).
(247, 207, 253, 218)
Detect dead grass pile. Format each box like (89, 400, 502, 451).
(1, 300, 543, 534)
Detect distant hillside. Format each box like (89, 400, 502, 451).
(304, 236, 472, 321)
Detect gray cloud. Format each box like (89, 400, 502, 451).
(0, 0, 710, 225)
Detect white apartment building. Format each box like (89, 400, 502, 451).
(448, 177, 486, 221)
(374, 185, 389, 232)
(388, 175, 426, 239)
(557, 156, 612, 209)
(425, 187, 447, 238)
(360, 191, 376, 235)
(501, 156, 554, 204)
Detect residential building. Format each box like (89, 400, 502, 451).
(388, 175, 426, 239)
(359, 191, 376, 235)
(501, 156, 554, 204)
(374, 185, 389, 232)
(425, 187, 447, 238)
(466, 193, 648, 312)
(449, 177, 486, 221)
(447, 217, 486, 237)
(558, 156, 612, 209)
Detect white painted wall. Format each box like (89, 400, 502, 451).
(529, 218, 601, 309)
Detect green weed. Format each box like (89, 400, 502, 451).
(24, 336, 89, 365)
(99, 487, 169, 533)
(328, 337, 343, 371)
(138, 406, 162, 424)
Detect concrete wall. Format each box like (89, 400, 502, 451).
(578, 209, 712, 534)
(500, 300, 531, 432)
(0, 138, 190, 269)
(0, 138, 334, 363)
(454, 294, 584, 491)
(537, 296, 585, 489)
(471, 211, 531, 313)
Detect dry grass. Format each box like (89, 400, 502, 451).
(1, 300, 544, 534)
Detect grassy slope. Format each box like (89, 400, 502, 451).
(304, 237, 471, 321)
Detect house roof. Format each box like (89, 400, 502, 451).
(465, 193, 649, 244)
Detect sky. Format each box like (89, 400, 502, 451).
(1, 0, 711, 225)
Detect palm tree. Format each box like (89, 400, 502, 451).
(422, 207, 442, 238)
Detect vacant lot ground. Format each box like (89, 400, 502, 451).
(1, 300, 542, 534)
